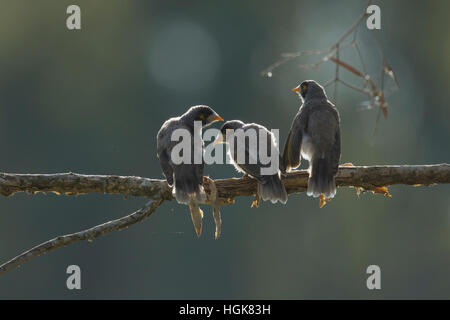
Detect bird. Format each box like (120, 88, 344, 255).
(214, 120, 288, 205)
(157, 105, 223, 236)
(282, 80, 341, 199)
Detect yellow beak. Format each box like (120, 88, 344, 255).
(209, 114, 224, 122)
(213, 135, 224, 146)
(292, 86, 300, 93)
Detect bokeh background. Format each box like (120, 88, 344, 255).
(0, 0, 449, 299)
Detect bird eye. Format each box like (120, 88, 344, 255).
(301, 84, 307, 93)
(199, 114, 205, 120)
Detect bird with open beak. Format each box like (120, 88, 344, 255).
(282, 80, 341, 199)
(214, 120, 287, 205)
(157, 105, 223, 236)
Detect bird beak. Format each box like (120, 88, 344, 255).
(292, 86, 300, 93)
(213, 135, 224, 146)
(208, 114, 224, 122)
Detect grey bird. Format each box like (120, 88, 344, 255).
(214, 120, 288, 205)
(282, 80, 341, 198)
(157, 105, 223, 236)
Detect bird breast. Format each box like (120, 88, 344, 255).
(301, 133, 314, 161)
(226, 146, 247, 174)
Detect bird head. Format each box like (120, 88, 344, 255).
(185, 105, 224, 127)
(292, 80, 326, 101)
(213, 120, 245, 145)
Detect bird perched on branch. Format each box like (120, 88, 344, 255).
(282, 80, 341, 199)
(157, 105, 223, 236)
(214, 120, 287, 205)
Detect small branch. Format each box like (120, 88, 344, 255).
(0, 164, 449, 275)
(0, 199, 164, 275)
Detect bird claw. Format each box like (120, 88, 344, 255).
(203, 176, 213, 184)
(251, 194, 261, 208)
(319, 194, 332, 208)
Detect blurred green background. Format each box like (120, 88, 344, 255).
(0, 0, 449, 299)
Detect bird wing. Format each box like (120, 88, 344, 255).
(228, 124, 266, 180)
(157, 118, 204, 189)
(330, 121, 341, 176)
(192, 131, 205, 186)
(233, 136, 264, 180)
(282, 108, 308, 172)
(158, 149, 174, 185)
(307, 102, 340, 159)
(157, 121, 177, 185)
(329, 104, 341, 175)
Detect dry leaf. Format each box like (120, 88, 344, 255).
(341, 162, 355, 167)
(371, 186, 391, 197)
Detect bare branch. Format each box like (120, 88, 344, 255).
(0, 199, 164, 275)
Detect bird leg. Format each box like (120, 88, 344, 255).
(204, 176, 223, 239)
(319, 194, 333, 208)
(251, 193, 261, 208)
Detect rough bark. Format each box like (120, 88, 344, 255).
(1, 164, 448, 200)
(0, 163, 449, 275)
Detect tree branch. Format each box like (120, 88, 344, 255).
(0, 199, 164, 275)
(1, 164, 449, 200)
(1, 164, 449, 275)
(0, 172, 172, 199)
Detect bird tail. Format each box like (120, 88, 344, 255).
(172, 166, 206, 204)
(257, 174, 288, 204)
(307, 158, 336, 198)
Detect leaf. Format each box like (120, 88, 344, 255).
(341, 162, 355, 167)
(371, 186, 391, 197)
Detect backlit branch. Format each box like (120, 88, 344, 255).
(1, 163, 449, 275)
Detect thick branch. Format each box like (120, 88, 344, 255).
(0, 172, 172, 199)
(0, 164, 449, 275)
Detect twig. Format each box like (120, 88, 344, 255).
(0, 199, 164, 275)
